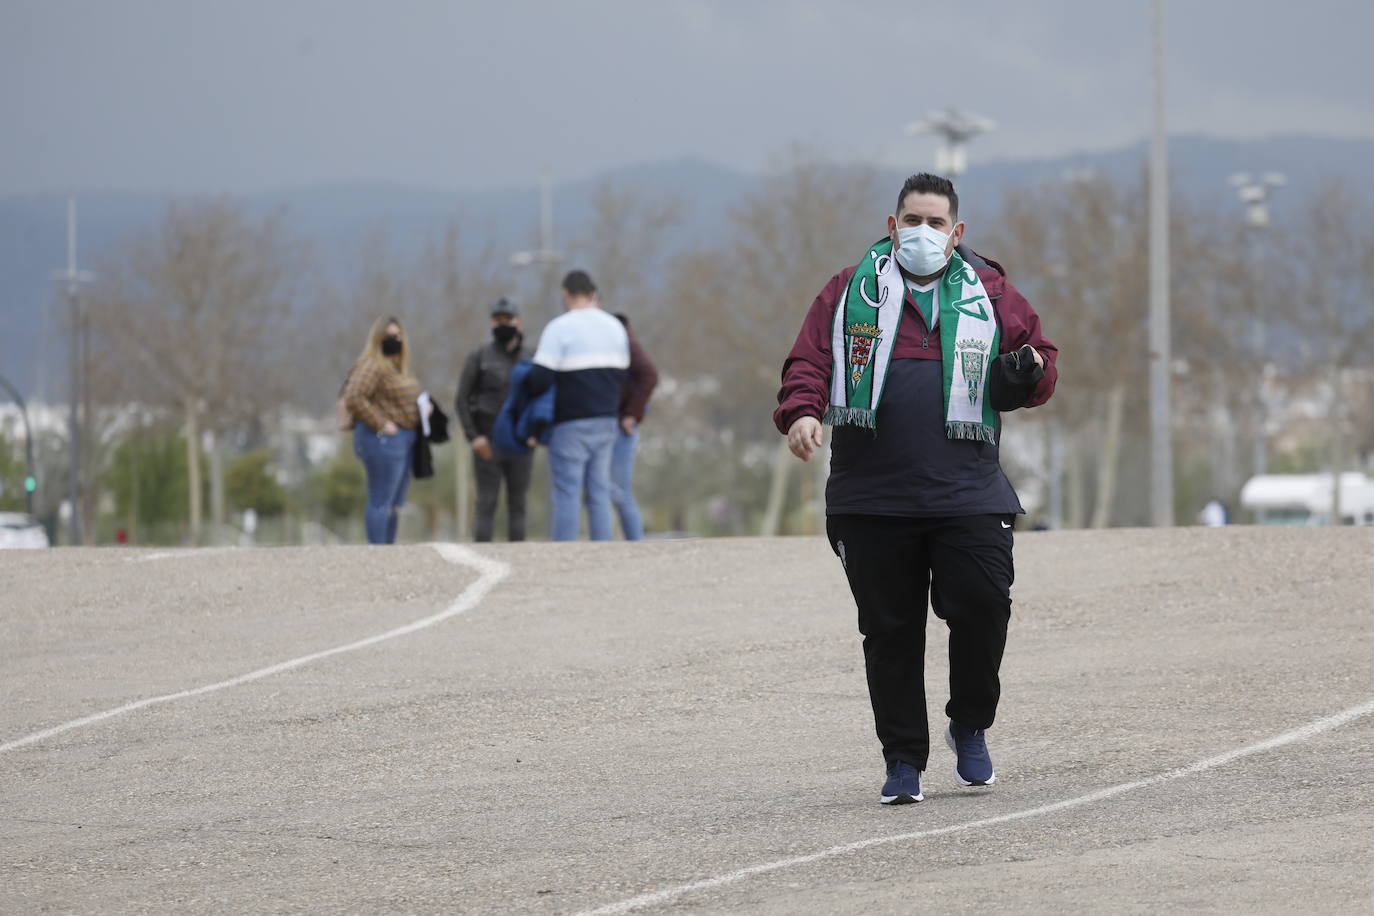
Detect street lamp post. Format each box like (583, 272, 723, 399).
(51, 195, 94, 545)
(1228, 171, 1284, 480)
(1147, 0, 1174, 527)
(510, 172, 564, 320)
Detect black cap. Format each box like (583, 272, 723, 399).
(490, 297, 519, 317)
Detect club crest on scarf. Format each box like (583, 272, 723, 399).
(846, 322, 881, 385)
(957, 338, 989, 404)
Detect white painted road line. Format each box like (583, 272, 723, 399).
(0, 543, 508, 755)
(575, 695, 1374, 916)
(129, 548, 239, 562)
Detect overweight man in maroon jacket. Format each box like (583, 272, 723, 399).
(774, 173, 1058, 805)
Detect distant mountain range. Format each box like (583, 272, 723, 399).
(4, 133, 1372, 400)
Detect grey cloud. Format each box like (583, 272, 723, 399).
(2, 0, 1371, 194)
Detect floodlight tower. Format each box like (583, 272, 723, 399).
(1229, 171, 1284, 478)
(1229, 171, 1286, 229)
(905, 108, 995, 177)
(510, 172, 563, 320)
(51, 195, 94, 545)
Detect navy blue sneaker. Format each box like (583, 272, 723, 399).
(945, 721, 996, 786)
(880, 760, 924, 804)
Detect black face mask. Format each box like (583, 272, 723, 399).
(381, 335, 403, 356)
(492, 325, 519, 346)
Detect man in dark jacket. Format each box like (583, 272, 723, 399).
(456, 298, 532, 542)
(611, 313, 658, 540)
(774, 173, 1058, 806)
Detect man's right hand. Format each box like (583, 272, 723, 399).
(472, 435, 493, 461)
(786, 416, 823, 461)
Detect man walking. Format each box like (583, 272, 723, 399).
(774, 173, 1058, 805)
(455, 298, 532, 542)
(524, 270, 629, 541)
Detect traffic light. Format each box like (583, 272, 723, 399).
(24, 476, 36, 493)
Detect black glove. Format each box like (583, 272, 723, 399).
(988, 345, 1045, 411)
(1009, 344, 1045, 380)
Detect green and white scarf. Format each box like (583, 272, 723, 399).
(824, 238, 1000, 443)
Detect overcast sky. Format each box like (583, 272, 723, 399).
(5, 0, 1372, 195)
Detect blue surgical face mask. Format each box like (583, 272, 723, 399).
(895, 224, 952, 276)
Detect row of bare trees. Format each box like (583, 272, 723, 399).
(89, 205, 300, 539)
(62, 158, 1374, 543)
(984, 175, 1374, 526)
(79, 204, 509, 543)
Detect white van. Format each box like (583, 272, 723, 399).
(1239, 473, 1374, 526)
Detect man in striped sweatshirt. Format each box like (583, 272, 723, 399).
(523, 270, 630, 540)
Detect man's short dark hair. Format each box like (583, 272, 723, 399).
(562, 270, 597, 297)
(895, 173, 959, 221)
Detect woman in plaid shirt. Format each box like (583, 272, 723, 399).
(344, 316, 424, 544)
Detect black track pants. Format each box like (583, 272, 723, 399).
(473, 448, 534, 542)
(826, 513, 1014, 770)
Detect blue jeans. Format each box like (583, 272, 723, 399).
(353, 425, 415, 544)
(610, 427, 644, 540)
(548, 416, 618, 541)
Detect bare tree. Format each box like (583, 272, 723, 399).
(1287, 182, 1374, 518)
(983, 174, 1235, 528)
(657, 150, 882, 535)
(570, 182, 681, 312)
(88, 200, 301, 543)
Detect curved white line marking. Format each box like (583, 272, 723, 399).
(576, 695, 1374, 916)
(1, 543, 508, 755)
(130, 548, 239, 562)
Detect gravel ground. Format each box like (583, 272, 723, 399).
(2, 527, 1371, 914)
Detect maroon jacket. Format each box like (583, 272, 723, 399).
(620, 329, 659, 423)
(773, 250, 1058, 435)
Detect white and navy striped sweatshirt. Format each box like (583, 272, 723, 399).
(524, 307, 630, 423)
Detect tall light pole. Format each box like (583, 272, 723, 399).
(1229, 171, 1284, 479)
(510, 172, 563, 320)
(51, 195, 94, 545)
(905, 108, 995, 178)
(1148, 0, 1174, 527)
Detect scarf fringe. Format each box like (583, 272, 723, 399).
(824, 406, 876, 429)
(945, 421, 996, 444)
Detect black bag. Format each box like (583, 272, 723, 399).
(427, 403, 450, 444)
(413, 436, 434, 479)
(412, 402, 450, 479)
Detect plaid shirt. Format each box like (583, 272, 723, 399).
(344, 358, 422, 432)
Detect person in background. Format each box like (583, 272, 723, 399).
(612, 312, 658, 540)
(523, 270, 629, 541)
(1198, 497, 1230, 527)
(344, 316, 425, 545)
(455, 298, 533, 542)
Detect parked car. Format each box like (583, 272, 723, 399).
(0, 512, 50, 548)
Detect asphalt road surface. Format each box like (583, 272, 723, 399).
(3, 527, 1372, 914)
